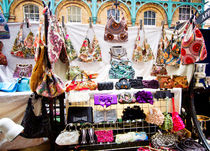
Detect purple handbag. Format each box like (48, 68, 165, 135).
(94, 94, 117, 108)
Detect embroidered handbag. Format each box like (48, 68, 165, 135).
(172, 75, 189, 88)
(13, 64, 32, 78)
(115, 78, 131, 89)
(151, 131, 178, 148)
(157, 75, 174, 89)
(118, 92, 136, 104)
(48, 15, 65, 63)
(30, 46, 45, 92)
(97, 82, 113, 91)
(65, 34, 77, 61)
(55, 124, 79, 145)
(79, 27, 102, 62)
(142, 80, 159, 89)
(145, 108, 164, 126)
(134, 90, 154, 105)
(94, 94, 117, 108)
(11, 23, 35, 58)
(0, 10, 10, 39)
(21, 93, 51, 138)
(94, 109, 117, 123)
(16, 78, 31, 92)
(151, 64, 167, 76)
(181, 19, 207, 64)
(104, 7, 128, 43)
(129, 77, 144, 89)
(172, 97, 185, 131)
(110, 46, 127, 61)
(0, 41, 7, 65)
(95, 130, 114, 143)
(109, 60, 135, 79)
(133, 27, 154, 62)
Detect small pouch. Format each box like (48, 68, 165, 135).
(110, 46, 127, 61)
(172, 75, 188, 88)
(94, 109, 117, 123)
(142, 80, 159, 89)
(95, 130, 114, 143)
(67, 91, 90, 103)
(118, 92, 136, 104)
(94, 94, 117, 108)
(134, 90, 154, 105)
(115, 132, 136, 144)
(55, 124, 79, 145)
(13, 64, 33, 78)
(115, 78, 131, 90)
(129, 77, 144, 89)
(97, 82, 113, 91)
(122, 106, 146, 121)
(151, 64, 167, 76)
(157, 75, 174, 89)
(145, 108, 164, 126)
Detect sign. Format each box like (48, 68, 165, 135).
(196, 8, 210, 24)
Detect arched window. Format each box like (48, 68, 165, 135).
(107, 8, 120, 21)
(23, 4, 39, 22)
(144, 11, 156, 26)
(179, 0, 192, 21)
(67, 6, 81, 23)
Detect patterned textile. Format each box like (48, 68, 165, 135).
(133, 29, 154, 62)
(104, 11, 128, 43)
(11, 24, 35, 59)
(181, 22, 207, 64)
(65, 34, 77, 61)
(0, 11, 10, 39)
(78, 35, 102, 62)
(0, 41, 7, 65)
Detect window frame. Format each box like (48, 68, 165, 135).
(144, 10, 156, 27)
(67, 6, 82, 23)
(107, 8, 120, 22)
(23, 4, 39, 23)
(179, 0, 192, 21)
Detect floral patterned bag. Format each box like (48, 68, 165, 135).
(0, 41, 7, 65)
(79, 28, 102, 62)
(11, 23, 35, 58)
(133, 27, 154, 62)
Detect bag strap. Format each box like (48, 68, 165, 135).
(172, 97, 176, 113)
(72, 72, 91, 82)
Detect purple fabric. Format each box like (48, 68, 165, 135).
(94, 94, 117, 108)
(134, 91, 154, 105)
(142, 80, 159, 89)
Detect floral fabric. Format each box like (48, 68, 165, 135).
(0, 41, 7, 65)
(11, 25, 35, 59)
(133, 29, 154, 62)
(95, 130, 114, 143)
(78, 35, 102, 62)
(65, 34, 77, 61)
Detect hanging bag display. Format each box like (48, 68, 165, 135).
(172, 97, 185, 131)
(104, 5, 128, 43)
(181, 17, 207, 64)
(78, 26, 102, 62)
(0, 10, 10, 39)
(21, 93, 51, 138)
(11, 23, 35, 58)
(133, 27, 154, 62)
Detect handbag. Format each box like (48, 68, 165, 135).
(109, 60, 135, 79)
(21, 93, 51, 138)
(142, 80, 159, 89)
(172, 97, 185, 131)
(129, 77, 144, 89)
(97, 82, 113, 91)
(110, 46, 127, 61)
(94, 94, 117, 108)
(134, 91, 154, 105)
(157, 75, 174, 89)
(13, 64, 32, 78)
(145, 108, 164, 126)
(104, 6, 128, 43)
(151, 64, 167, 76)
(115, 132, 136, 144)
(65, 72, 97, 92)
(94, 109, 117, 123)
(16, 78, 31, 92)
(133, 27, 154, 62)
(67, 107, 93, 123)
(95, 130, 114, 143)
(118, 92, 136, 104)
(0, 82, 18, 92)
(175, 138, 206, 151)
(67, 91, 90, 103)
(66, 66, 82, 80)
(0, 41, 7, 65)
(122, 106, 146, 121)
(115, 78, 131, 89)
(172, 75, 189, 88)
(0, 10, 10, 39)
(65, 34, 77, 61)
(55, 124, 79, 145)
(11, 23, 35, 58)
(151, 131, 178, 148)
(181, 18, 207, 65)
(30, 46, 45, 92)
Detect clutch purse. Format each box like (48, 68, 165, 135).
(151, 64, 167, 76)
(118, 92, 136, 104)
(67, 107, 93, 123)
(94, 94, 117, 108)
(97, 82, 113, 91)
(157, 76, 174, 89)
(129, 77, 144, 89)
(115, 78, 131, 90)
(95, 130, 114, 143)
(94, 109, 117, 123)
(55, 124, 80, 145)
(13, 64, 33, 78)
(172, 75, 188, 88)
(110, 46, 127, 60)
